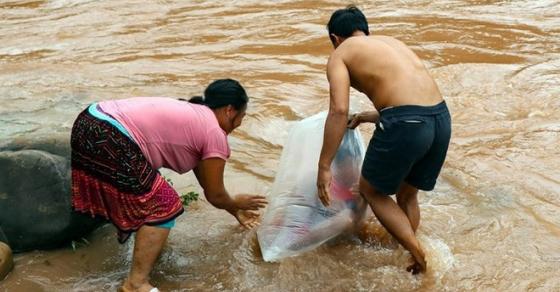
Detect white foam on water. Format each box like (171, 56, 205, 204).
(45, 0, 97, 9)
(417, 234, 455, 283)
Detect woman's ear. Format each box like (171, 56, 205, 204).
(226, 104, 236, 117)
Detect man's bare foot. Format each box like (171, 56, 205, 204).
(406, 260, 425, 275)
(406, 248, 427, 275)
(120, 279, 157, 292)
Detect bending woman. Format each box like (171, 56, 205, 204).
(70, 79, 267, 292)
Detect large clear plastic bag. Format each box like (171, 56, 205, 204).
(257, 111, 367, 262)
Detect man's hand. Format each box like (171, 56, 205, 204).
(233, 194, 268, 210)
(348, 111, 380, 129)
(317, 167, 332, 206)
(347, 113, 362, 129)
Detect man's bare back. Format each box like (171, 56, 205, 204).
(318, 6, 452, 275)
(330, 34, 443, 110)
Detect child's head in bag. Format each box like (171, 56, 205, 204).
(330, 140, 361, 201)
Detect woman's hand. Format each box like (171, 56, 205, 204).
(229, 209, 262, 229)
(233, 194, 268, 210)
(229, 194, 267, 229)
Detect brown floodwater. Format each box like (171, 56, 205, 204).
(1, 0, 559, 291)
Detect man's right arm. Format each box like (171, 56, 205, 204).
(317, 52, 351, 206)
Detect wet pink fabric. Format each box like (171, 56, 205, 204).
(99, 97, 230, 173)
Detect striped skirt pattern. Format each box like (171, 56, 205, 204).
(70, 108, 183, 243)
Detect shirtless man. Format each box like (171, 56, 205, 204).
(317, 6, 451, 274)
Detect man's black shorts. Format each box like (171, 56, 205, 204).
(361, 101, 451, 195)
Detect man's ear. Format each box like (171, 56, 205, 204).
(330, 34, 343, 47)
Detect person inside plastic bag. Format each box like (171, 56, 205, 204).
(283, 146, 368, 251)
(317, 6, 452, 274)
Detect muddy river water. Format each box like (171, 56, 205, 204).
(1, 0, 559, 291)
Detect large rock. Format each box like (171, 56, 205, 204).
(0, 241, 13, 280)
(0, 133, 72, 158)
(0, 135, 105, 252)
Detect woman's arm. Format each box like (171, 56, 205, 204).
(193, 158, 235, 211)
(193, 158, 267, 227)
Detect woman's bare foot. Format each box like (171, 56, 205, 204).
(120, 279, 157, 292)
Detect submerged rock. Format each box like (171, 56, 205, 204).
(0, 135, 105, 252)
(0, 241, 13, 280)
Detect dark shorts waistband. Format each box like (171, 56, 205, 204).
(379, 100, 448, 117)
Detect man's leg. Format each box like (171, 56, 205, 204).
(122, 225, 170, 292)
(359, 177, 426, 274)
(396, 182, 420, 233)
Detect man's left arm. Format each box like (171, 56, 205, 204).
(317, 53, 350, 206)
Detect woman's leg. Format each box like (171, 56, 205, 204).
(122, 225, 170, 292)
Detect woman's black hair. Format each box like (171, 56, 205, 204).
(327, 5, 370, 45)
(188, 79, 248, 110)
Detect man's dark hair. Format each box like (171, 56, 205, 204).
(327, 5, 370, 45)
(188, 78, 248, 110)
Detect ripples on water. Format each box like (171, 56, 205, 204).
(1, 0, 559, 291)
